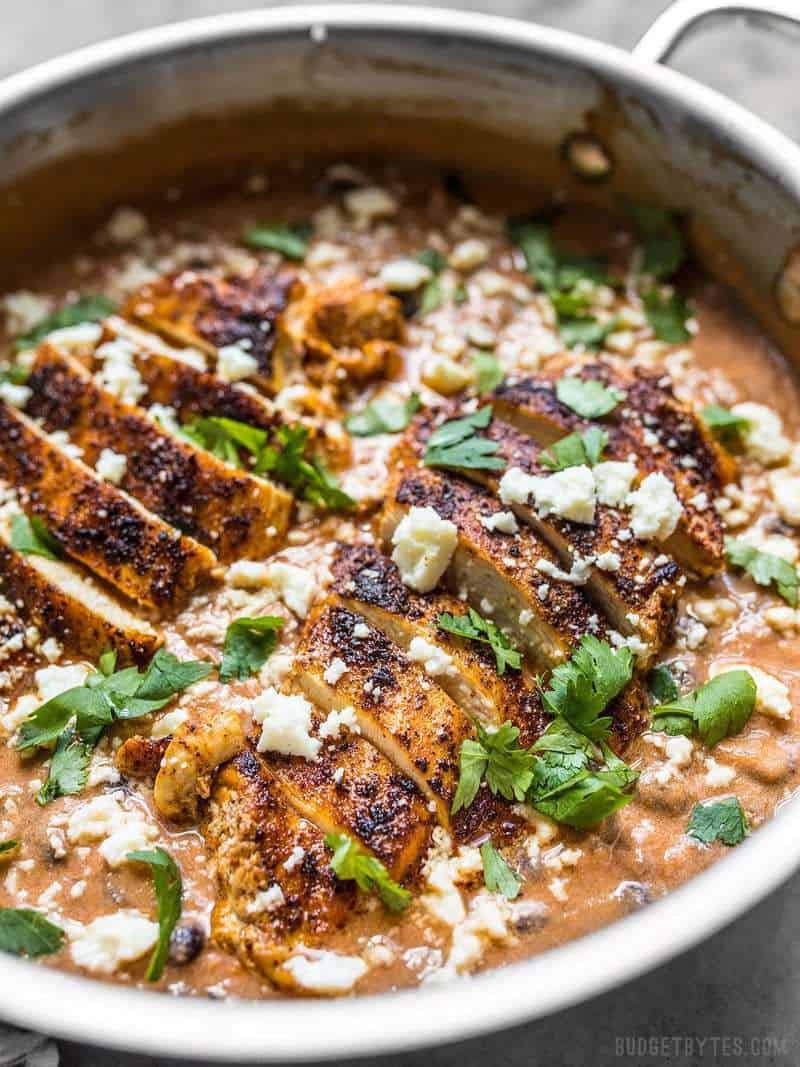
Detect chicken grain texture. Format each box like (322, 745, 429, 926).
(153, 707, 246, 822)
(491, 365, 730, 576)
(124, 265, 299, 392)
(378, 459, 609, 669)
(25, 344, 292, 561)
(0, 519, 161, 664)
(294, 600, 473, 828)
(280, 279, 405, 389)
(403, 409, 681, 659)
(0, 402, 216, 610)
(204, 749, 360, 993)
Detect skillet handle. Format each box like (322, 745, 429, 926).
(634, 0, 800, 64)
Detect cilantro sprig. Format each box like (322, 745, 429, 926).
(540, 426, 608, 471)
(725, 538, 798, 607)
(437, 607, 521, 675)
(642, 289, 690, 344)
(651, 670, 756, 746)
(10, 513, 62, 560)
(345, 393, 420, 437)
(14, 295, 116, 351)
(451, 720, 535, 814)
(471, 350, 504, 395)
(701, 405, 750, 449)
(219, 616, 284, 683)
(128, 847, 182, 981)
(325, 832, 411, 912)
(480, 840, 522, 900)
(242, 221, 312, 260)
(648, 664, 679, 704)
(687, 797, 749, 846)
(555, 376, 625, 419)
(541, 635, 634, 742)
(628, 204, 686, 281)
(36, 731, 91, 807)
(0, 908, 64, 958)
(423, 407, 505, 472)
(416, 248, 447, 316)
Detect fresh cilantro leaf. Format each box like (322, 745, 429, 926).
(242, 221, 312, 260)
(701, 405, 750, 449)
(687, 797, 749, 846)
(16, 686, 107, 751)
(116, 648, 212, 719)
(418, 278, 443, 317)
(558, 313, 618, 352)
(181, 416, 267, 468)
(257, 424, 355, 510)
(628, 203, 686, 280)
(36, 731, 92, 806)
(549, 287, 590, 317)
(507, 218, 614, 292)
(652, 670, 756, 747)
(220, 616, 284, 683)
(14, 295, 116, 351)
(555, 376, 624, 418)
(451, 721, 535, 813)
(453, 283, 468, 307)
(480, 840, 522, 900)
(0, 908, 64, 957)
(648, 664, 679, 704)
(541, 636, 634, 742)
(345, 393, 421, 437)
(98, 647, 118, 677)
(436, 607, 521, 675)
(540, 426, 608, 471)
(0, 840, 18, 856)
(325, 832, 411, 912)
(725, 537, 798, 607)
(0, 365, 29, 385)
(642, 289, 691, 343)
(471, 350, 504, 395)
(10, 513, 61, 560)
(418, 248, 447, 275)
(423, 407, 505, 472)
(529, 717, 595, 795)
(531, 767, 635, 829)
(128, 847, 182, 981)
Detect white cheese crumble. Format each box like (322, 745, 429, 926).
(69, 911, 158, 974)
(95, 339, 146, 406)
(769, 467, 800, 527)
(247, 884, 286, 915)
(731, 402, 791, 465)
(704, 757, 736, 789)
(252, 688, 321, 760)
(595, 550, 622, 573)
(627, 472, 682, 541)
(216, 343, 259, 382)
(407, 636, 456, 678)
(711, 663, 791, 721)
(283, 846, 306, 873)
(379, 259, 432, 291)
(227, 560, 316, 618)
(283, 949, 368, 993)
(95, 448, 127, 485)
(0, 382, 31, 408)
(480, 510, 518, 534)
(343, 186, 398, 225)
(318, 705, 360, 739)
(2, 290, 52, 333)
(593, 461, 638, 508)
(391, 506, 458, 593)
(449, 239, 490, 272)
(323, 658, 349, 685)
(502, 465, 596, 524)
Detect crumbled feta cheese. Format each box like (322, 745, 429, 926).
(67, 795, 132, 844)
(227, 560, 316, 618)
(704, 757, 736, 788)
(711, 663, 791, 721)
(95, 339, 146, 406)
(323, 657, 349, 685)
(343, 186, 397, 224)
(407, 636, 455, 678)
(535, 555, 593, 585)
(40, 637, 63, 663)
(252, 688, 321, 759)
(421, 357, 474, 396)
(318, 705, 360, 739)
(148, 403, 182, 435)
(530, 466, 596, 524)
(391, 506, 458, 593)
(769, 467, 800, 526)
(70, 911, 158, 974)
(480, 510, 518, 534)
(283, 949, 367, 993)
(247, 884, 285, 915)
(35, 663, 89, 703)
(498, 467, 537, 508)
(283, 846, 306, 873)
(95, 448, 127, 485)
(0, 382, 31, 408)
(149, 707, 188, 740)
(449, 239, 490, 272)
(379, 259, 432, 291)
(305, 241, 349, 269)
(99, 819, 158, 868)
(595, 550, 622, 573)
(627, 472, 682, 541)
(352, 622, 370, 639)
(732, 402, 791, 465)
(665, 734, 694, 769)
(593, 461, 638, 508)
(216, 343, 259, 382)
(2, 290, 52, 334)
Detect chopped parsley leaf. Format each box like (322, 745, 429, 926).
(0, 908, 64, 957)
(652, 669, 756, 746)
(555, 376, 624, 419)
(242, 221, 312, 260)
(725, 537, 798, 607)
(219, 616, 284, 683)
(9, 513, 62, 560)
(437, 607, 521, 676)
(345, 393, 420, 437)
(325, 832, 411, 912)
(540, 426, 608, 471)
(14, 295, 115, 351)
(642, 289, 691, 343)
(480, 840, 522, 900)
(127, 847, 182, 981)
(687, 797, 749, 846)
(423, 407, 505, 472)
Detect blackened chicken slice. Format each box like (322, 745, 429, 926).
(24, 344, 292, 562)
(490, 364, 730, 576)
(0, 402, 216, 611)
(293, 600, 473, 828)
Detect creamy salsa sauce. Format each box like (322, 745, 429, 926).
(0, 161, 799, 998)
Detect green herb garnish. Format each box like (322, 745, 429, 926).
(471, 350, 504, 395)
(0, 909, 64, 957)
(219, 616, 284, 683)
(480, 840, 522, 900)
(36, 731, 92, 807)
(415, 248, 448, 316)
(701, 405, 750, 449)
(242, 221, 312, 260)
(127, 847, 182, 981)
(541, 636, 634, 742)
(725, 537, 798, 607)
(507, 219, 614, 291)
(558, 314, 619, 352)
(540, 426, 608, 471)
(14, 296, 116, 351)
(555, 376, 624, 419)
(325, 832, 411, 912)
(0, 840, 18, 857)
(651, 670, 756, 746)
(687, 797, 749, 846)
(648, 664, 679, 704)
(628, 204, 686, 280)
(437, 607, 521, 676)
(451, 720, 536, 814)
(9, 513, 61, 560)
(423, 407, 505, 472)
(642, 289, 690, 343)
(345, 393, 421, 437)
